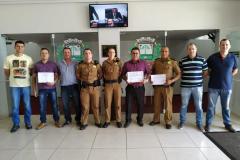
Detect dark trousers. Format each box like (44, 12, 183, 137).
(125, 85, 145, 122)
(61, 84, 81, 123)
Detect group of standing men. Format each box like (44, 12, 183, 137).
(3, 38, 238, 133)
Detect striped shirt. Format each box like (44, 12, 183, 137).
(179, 55, 208, 87)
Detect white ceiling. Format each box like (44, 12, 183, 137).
(0, 0, 237, 4)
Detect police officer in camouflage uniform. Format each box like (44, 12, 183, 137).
(76, 48, 102, 130)
(102, 47, 122, 128)
(149, 47, 181, 129)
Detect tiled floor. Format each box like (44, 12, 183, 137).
(0, 113, 239, 160)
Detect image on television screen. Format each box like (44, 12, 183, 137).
(89, 3, 128, 28)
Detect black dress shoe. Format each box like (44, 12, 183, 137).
(95, 123, 102, 128)
(10, 125, 20, 133)
(124, 121, 131, 128)
(25, 124, 32, 130)
(149, 121, 160, 126)
(166, 124, 172, 129)
(80, 124, 88, 130)
(137, 121, 144, 127)
(116, 122, 122, 128)
(225, 125, 236, 133)
(103, 122, 110, 128)
(62, 121, 71, 127)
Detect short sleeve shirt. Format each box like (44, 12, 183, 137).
(58, 60, 78, 86)
(33, 60, 59, 89)
(207, 52, 238, 90)
(179, 55, 208, 87)
(152, 57, 181, 81)
(3, 54, 33, 87)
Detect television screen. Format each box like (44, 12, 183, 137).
(89, 3, 128, 28)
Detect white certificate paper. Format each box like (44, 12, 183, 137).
(127, 71, 144, 83)
(151, 74, 166, 85)
(38, 72, 54, 83)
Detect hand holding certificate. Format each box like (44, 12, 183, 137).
(38, 72, 54, 83)
(127, 71, 144, 83)
(151, 74, 166, 85)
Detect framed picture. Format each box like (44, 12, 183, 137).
(102, 45, 117, 57)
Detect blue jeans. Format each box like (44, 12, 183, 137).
(180, 87, 203, 126)
(38, 88, 60, 123)
(206, 88, 232, 127)
(10, 87, 32, 126)
(61, 84, 81, 122)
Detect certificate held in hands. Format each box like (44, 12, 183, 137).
(38, 72, 54, 83)
(151, 74, 166, 85)
(127, 71, 144, 83)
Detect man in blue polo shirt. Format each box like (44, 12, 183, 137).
(178, 43, 208, 131)
(205, 38, 238, 132)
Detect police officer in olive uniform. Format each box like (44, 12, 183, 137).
(149, 47, 181, 129)
(102, 47, 122, 128)
(76, 48, 102, 130)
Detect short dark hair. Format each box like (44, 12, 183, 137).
(220, 38, 231, 45)
(15, 40, 25, 46)
(40, 48, 49, 53)
(63, 47, 71, 52)
(83, 48, 93, 53)
(131, 47, 140, 53)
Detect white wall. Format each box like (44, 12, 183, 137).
(0, 36, 10, 118)
(0, 1, 240, 34)
(98, 29, 120, 63)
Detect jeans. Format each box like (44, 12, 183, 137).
(180, 87, 203, 126)
(10, 87, 32, 126)
(125, 85, 145, 122)
(61, 84, 81, 122)
(38, 88, 60, 123)
(206, 88, 232, 127)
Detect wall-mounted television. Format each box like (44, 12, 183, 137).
(89, 3, 128, 28)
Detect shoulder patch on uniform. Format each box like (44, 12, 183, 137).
(170, 58, 177, 61)
(115, 57, 120, 62)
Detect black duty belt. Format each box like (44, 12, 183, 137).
(81, 80, 100, 88)
(158, 85, 171, 88)
(104, 79, 118, 84)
